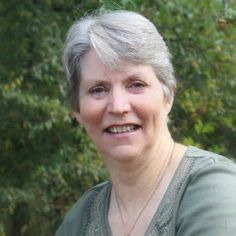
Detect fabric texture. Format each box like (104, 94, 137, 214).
(55, 146, 236, 236)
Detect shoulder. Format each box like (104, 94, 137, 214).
(55, 181, 111, 236)
(185, 146, 236, 181)
(176, 146, 236, 235)
(183, 146, 236, 202)
(64, 181, 110, 221)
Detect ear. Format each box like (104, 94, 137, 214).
(165, 98, 173, 115)
(73, 111, 83, 124)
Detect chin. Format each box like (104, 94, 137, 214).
(102, 146, 141, 162)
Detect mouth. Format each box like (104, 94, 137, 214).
(104, 124, 140, 134)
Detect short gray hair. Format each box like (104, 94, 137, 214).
(63, 10, 176, 111)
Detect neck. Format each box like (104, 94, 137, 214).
(107, 133, 174, 212)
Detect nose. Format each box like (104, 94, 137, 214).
(107, 88, 130, 115)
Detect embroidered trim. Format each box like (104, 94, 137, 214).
(84, 154, 197, 236)
(146, 156, 196, 235)
(86, 184, 109, 235)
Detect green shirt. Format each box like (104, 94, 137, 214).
(55, 146, 236, 235)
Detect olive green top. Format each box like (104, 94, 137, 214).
(55, 146, 236, 235)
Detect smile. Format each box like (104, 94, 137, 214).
(105, 125, 140, 134)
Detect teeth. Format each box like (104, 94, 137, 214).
(108, 125, 136, 134)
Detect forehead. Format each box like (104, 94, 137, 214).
(80, 49, 156, 82)
(80, 49, 113, 78)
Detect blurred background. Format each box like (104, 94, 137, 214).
(0, 0, 235, 235)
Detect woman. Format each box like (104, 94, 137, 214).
(56, 10, 236, 236)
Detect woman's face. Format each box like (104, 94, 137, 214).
(75, 49, 172, 161)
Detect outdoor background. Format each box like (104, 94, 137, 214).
(0, 0, 236, 235)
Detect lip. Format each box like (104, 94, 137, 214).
(103, 123, 141, 134)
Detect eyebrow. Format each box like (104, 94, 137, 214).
(87, 72, 144, 82)
(125, 73, 144, 80)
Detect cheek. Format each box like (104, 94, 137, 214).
(138, 98, 169, 125)
(79, 100, 104, 127)
(138, 93, 165, 113)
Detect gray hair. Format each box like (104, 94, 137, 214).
(63, 10, 176, 111)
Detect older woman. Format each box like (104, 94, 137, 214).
(56, 10, 236, 236)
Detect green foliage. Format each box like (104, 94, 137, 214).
(226, 8, 236, 23)
(156, 0, 236, 156)
(0, 0, 235, 235)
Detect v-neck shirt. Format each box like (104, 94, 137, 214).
(55, 146, 236, 235)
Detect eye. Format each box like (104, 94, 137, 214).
(130, 81, 145, 87)
(89, 85, 109, 98)
(128, 81, 146, 93)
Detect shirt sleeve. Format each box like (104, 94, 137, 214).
(54, 190, 91, 236)
(176, 157, 236, 236)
